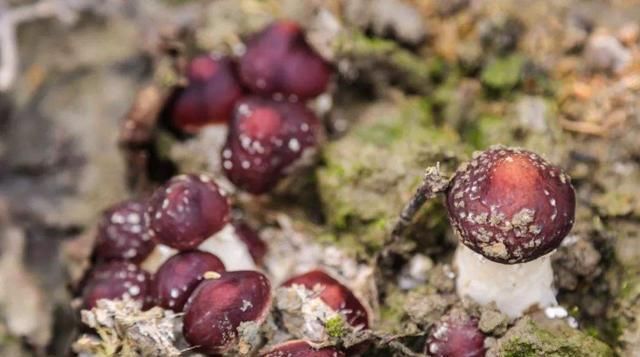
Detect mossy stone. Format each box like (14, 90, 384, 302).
(492, 317, 614, 357)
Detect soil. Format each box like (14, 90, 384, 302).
(0, 0, 639, 356)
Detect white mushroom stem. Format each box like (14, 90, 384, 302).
(140, 224, 256, 273)
(198, 224, 256, 271)
(454, 244, 557, 318)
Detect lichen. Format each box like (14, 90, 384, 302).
(73, 298, 181, 357)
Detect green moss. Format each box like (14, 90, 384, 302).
(502, 339, 537, 357)
(334, 31, 439, 93)
(379, 289, 408, 331)
(325, 315, 346, 339)
(481, 54, 525, 91)
(594, 191, 638, 217)
(155, 129, 177, 161)
(492, 317, 614, 357)
(316, 97, 466, 256)
(463, 114, 512, 149)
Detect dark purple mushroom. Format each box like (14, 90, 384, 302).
(183, 270, 272, 355)
(446, 146, 575, 264)
(171, 55, 244, 132)
(147, 174, 230, 250)
(93, 199, 155, 264)
(221, 96, 320, 194)
(151, 250, 226, 312)
(445, 146, 576, 317)
(425, 313, 486, 357)
(81, 261, 151, 309)
(282, 270, 369, 329)
(239, 20, 332, 100)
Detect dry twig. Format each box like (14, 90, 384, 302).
(0, 0, 95, 91)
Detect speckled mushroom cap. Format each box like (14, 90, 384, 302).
(446, 146, 575, 264)
(182, 270, 272, 355)
(146, 174, 230, 250)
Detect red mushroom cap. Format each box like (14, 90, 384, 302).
(239, 20, 331, 100)
(183, 270, 272, 354)
(446, 146, 576, 264)
(81, 261, 151, 309)
(425, 313, 486, 357)
(261, 340, 345, 357)
(147, 174, 230, 250)
(221, 96, 320, 194)
(171, 55, 244, 132)
(94, 199, 155, 263)
(282, 269, 369, 329)
(151, 250, 226, 312)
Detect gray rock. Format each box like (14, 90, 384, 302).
(584, 33, 631, 73)
(344, 0, 427, 46)
(516, 96, 549, 133)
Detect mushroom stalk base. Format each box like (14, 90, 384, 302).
(454, 245, 556, 318)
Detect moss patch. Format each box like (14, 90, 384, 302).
(316, 97, 466, 256)
(481, 54, 525, 92)
(325, 315, 346, 339)
(492, 317, 614, 357)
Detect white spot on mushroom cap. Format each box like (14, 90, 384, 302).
(288, 138, 300, 152)
(128, 285, 141, 296)
(170, 288, 179, 299)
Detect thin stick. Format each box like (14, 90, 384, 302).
(390, 164, 449, 243)
(0, 0, 91, 91)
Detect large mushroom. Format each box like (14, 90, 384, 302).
(445, 146, 575, 317)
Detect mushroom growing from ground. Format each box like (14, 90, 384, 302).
(447, 146, 575, 317)
(239, 20, 332, 100)
(391, 146, 575, 318)
(93, 199, 155, 264)
(221, 96, 321, 194)
(182, 270, 272, 355)
(151, 250, 226, 311)
(278, 269, 370, 342)
(425, 311, 486, 357)
(146, 174, 230, 250)
(170, 55, 244, 132)
(80, 261, 152, 309)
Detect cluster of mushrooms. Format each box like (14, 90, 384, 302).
(76, 20, 577, 357)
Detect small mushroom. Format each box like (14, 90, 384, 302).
(151, 250, 225, 312)
(182, 270, 272, 355)
(282, 269, 370, 330)
(446, 146, 575, 317)
(425, 311, 486, 357)
(146, 174, 230, 250)
(238, 20, 332, 100)
(170, 55, 244, 132)
(221, 96, 321, 194)
(93, 199, 155, 264)
(80, 261, 152, 309)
